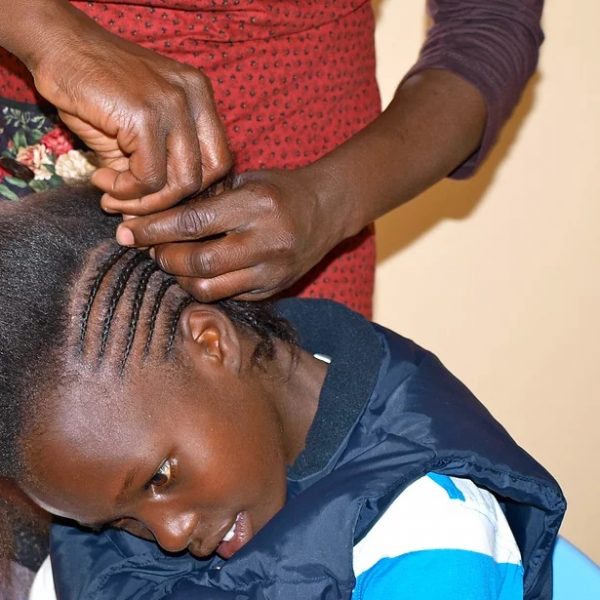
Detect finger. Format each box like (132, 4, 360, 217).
(101, 205, 120, 215)
(91, 118, 169, 201)
(176, 268, 277, 303)
(184, 74, 233, 189)
(151, 233, 263, 279)
(115, 190, 247, 247)
(193, 104, 232, 190)
(101, 114, 205, 215)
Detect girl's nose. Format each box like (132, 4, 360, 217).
(146, 511, 199, 553)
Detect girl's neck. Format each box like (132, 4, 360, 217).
(262, 341, 328, 465)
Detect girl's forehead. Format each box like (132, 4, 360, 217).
(21, 406, 165, 525)
(23, 370, 185, 501)
(29, 365, 179, 457)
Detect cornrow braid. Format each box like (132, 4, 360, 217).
(118, 260, 160, 375)
(143, 277, 177, 358)
(98, 251, 147, 360)
(219, 300, 298, 363)
(166, 297, 194, 356)
(78, 245, 128, 353)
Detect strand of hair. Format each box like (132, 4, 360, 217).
(79, 246, 129, 353)
(166, 297, 194, 356)
(118, 261, 160, 376)
(143, 277, 177, 358)
(98, 251, 147, 360)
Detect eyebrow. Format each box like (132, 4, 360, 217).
(114, 465, 140, 508)
(77, 466, 143, 531)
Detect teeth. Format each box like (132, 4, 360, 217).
(222, 522, 236, 543)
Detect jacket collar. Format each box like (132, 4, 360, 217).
(275, 299, 384, 480)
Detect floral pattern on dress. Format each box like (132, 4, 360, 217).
(0, 102, 96, 200)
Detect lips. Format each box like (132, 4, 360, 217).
(187, 511, 254, 559)
(215, 511, 253, 559)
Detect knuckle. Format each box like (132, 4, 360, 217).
(141, 171, 166, 193)
(271, 231, 295, 256)
(188, 68, 212, 94)
(213, 150, 234, 177)
(163, 86, 189, 110)
(189, 248, 218, 277)
(189, 278, 214, 303)
(248, 183, 279, 213)
(179, 71, 212, 102)
(196, 72, 214, 95)
(177, 171, 203, 196)
(154, 252, 171, 273)
(180, 66, 209, 85)
(132, 102, 159, 129)
(177, 205, 208, 238)
(201, 144, 233, 182)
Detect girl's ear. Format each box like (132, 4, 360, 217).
(178, 305, 242, 372)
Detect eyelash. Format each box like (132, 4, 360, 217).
(146, 458, 174, 491)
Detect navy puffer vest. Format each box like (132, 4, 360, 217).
(51, 300, 565, 600)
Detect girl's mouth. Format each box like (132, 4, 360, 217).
(216, 511, 253, 559)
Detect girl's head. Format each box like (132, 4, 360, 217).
(0, 188, 323, 561)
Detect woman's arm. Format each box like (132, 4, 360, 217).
(113, 0, 542, 303)
(405, 0, 545, 178)
(115, 68, 485, 301)
(116, 0, 544, 302)
(0, 0, 232, 207)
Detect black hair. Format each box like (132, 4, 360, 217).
(0, 184, 296, 575)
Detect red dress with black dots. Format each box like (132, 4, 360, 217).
(0, 0, 380, 317)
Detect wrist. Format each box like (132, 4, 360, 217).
(301, 69, 487, 243)
(0, 0, 93, 75)
(297, 160, 362, 248)
(301, 124, 402, 243)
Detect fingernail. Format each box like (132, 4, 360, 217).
(149, 248, 156, 260)
(116, 226, 135, 246)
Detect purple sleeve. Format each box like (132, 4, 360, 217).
(403, 0, 544, 178)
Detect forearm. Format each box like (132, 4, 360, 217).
(0, 0, 89, 71)
(306, 0, 544, 243)
(306, 69, 486, 242)
(408, 0, 544, 177)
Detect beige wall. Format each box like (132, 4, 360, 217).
(373, 1, 600, 562)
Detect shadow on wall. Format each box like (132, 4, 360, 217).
(376, 73, 541, 264)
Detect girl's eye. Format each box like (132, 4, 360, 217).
(147, 459, 172, 489)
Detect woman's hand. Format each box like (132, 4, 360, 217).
(116, 69, 487, 303)
(115, 169, 345, 301)
(1, 1, 231, 209)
